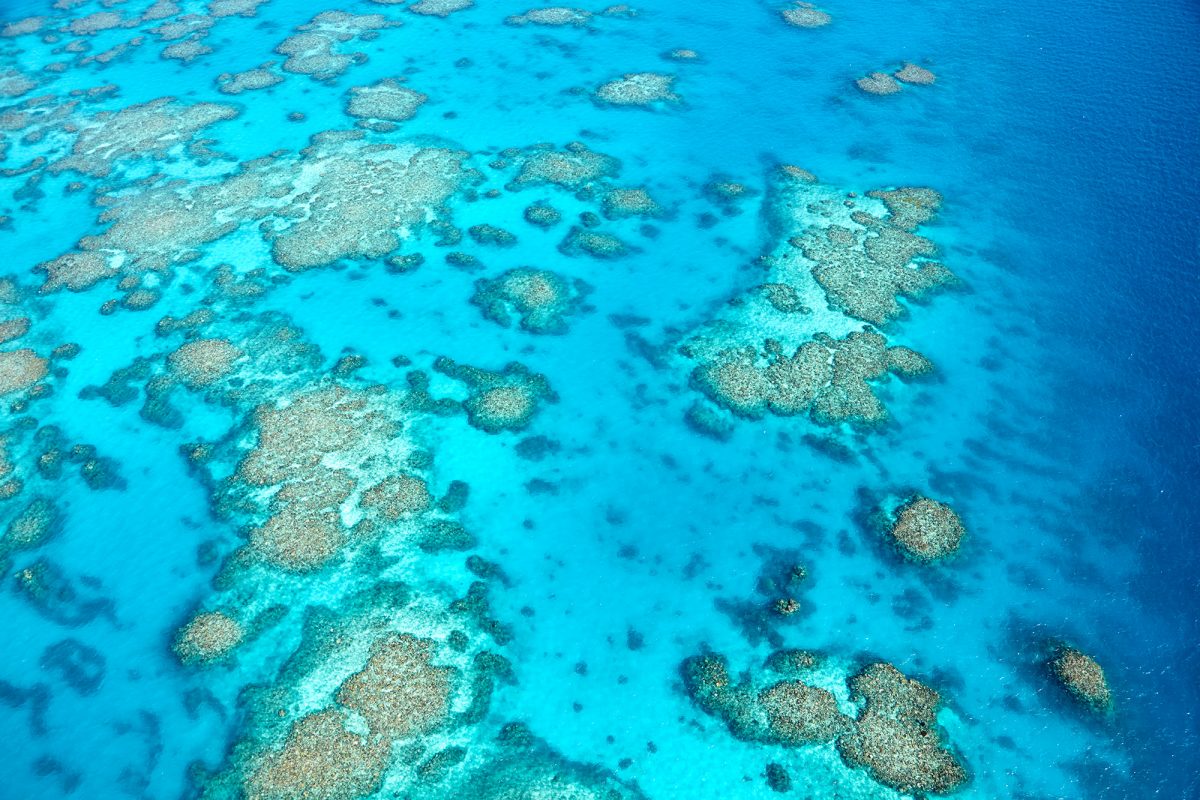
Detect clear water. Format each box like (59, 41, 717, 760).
(0, 0, 1196, 799)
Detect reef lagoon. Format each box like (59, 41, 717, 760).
(0, 0, 1197, 798)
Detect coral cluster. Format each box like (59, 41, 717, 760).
(433, 358, 557, 433)
(885, 494, 967, 563)
(676, 166, 951, 435)
(1049, 645, 1113, 711)
(683, 651, 967, 795)
(470, 267, 592, 334)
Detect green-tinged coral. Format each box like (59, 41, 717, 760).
(467, 224, 518, 247)
(1, 495, 60, 563)
(461, 746, 645, 799)
(681, 653, 849, 746)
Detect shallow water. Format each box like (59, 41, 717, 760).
(0, 1, 1196, 799)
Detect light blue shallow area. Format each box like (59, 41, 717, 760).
(0, 0, 1196, 799)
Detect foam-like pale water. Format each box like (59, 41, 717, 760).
(0, 1, 1196, 799)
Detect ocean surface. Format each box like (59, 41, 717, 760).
(0, 0, 1196, 798)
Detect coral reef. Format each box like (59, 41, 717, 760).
(676, 167, 953, 435)
(680, 652, 848, 746)
(274, 11, 397, 81)
(686, 331, 924, 427)
(896, 62, 937, 85)
(242, 710, 390, 800)
(885, 494, 966, 563)
(345, 78, 427, 122)
(1049, 645, 1112, 711)
(506, 8, 593, 27)
(49, 98, 238, 177)
(174, 610, 245, 665)
(781, 3, 831, 28)
(602, 187, 662, 219)
(408, 0, 475, 17)
(838, 663, 968, 795)
(684, 652, 967, 795)
(856, 72, 903, 95)
(470, 267, 591, 334)
(594, 72, 680, 107)
(0, 348, 48, 394)
(506, 142, 619, 193)
(434, 358, 557, 433)
(336, 634, 453, 738)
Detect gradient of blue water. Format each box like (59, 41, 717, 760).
(0, 0, 1196, 798)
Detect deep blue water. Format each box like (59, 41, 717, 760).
(0, 0, 1196, 799)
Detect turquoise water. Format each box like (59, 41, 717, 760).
(0, 0, 1196, 798)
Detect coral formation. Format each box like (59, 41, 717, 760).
(470, 267, 591, 334)
(505, 7, 593, 27)
(275, 11, 397, 81)
(242, 710, 390, 800)
(0, 348, 47, 396)
(684, 652, 967, 795)
(434, 358, 557, 433)
(602, 187, 662, 219)
(886, 494, 966, 563)
(507, 142, 619, 193)
(1049, 645, 1112, 711)
(781, 3, 831, 27)
(838, 663, 968, 795)
(594, 73, 680, 107)
(174, 610, 245, 664)
(896, 62, 937, 85)
(409, 0, 475, 16)
(345, 79, 427, 122)
(687, 331, 924, 427)
(676, 167, 953, 434)
(336, 634, 453, 738)
(49, 98, 238, 177)
(856, 72, 903, 95)
(217, 65, 283, 95)
(168, 339, 245, 388)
